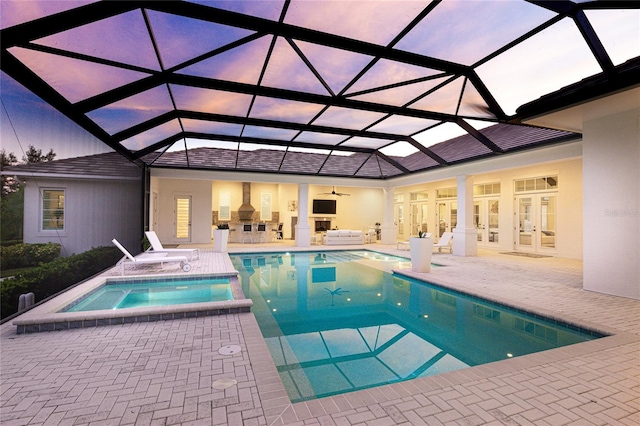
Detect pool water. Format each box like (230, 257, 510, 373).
(62, 276, 232, 312)
(230, 250, 602, 403)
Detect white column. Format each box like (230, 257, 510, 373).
(295, 183, 311, 247)
(453, 174, 477, 256)
(583, 109, 639, 299)
(381, 187, 397, 244)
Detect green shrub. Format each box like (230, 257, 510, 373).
(0, 243, 61, 270)
(1, 246, 122, 320)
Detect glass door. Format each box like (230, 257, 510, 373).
(395, 204, 404, 238)
(410, 202, 428, 236)
(474, 198, 500, 246)
(474, 201, 483, 242)
(539, 195, 556, 249)
(487, 198, 500, 245)
(436, 201, 457, 238)
(175, 195, 191, 242)
(515, 194, 556, 252)
(516, 196, 533, 249)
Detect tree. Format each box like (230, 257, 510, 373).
(1, 149, 19, 195)
(1, 146, 56, 244)
(22, 145, 56, 164)
(1, 149, 22, 242)
(1, 149, 18, 167)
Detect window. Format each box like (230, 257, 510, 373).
(474, 182, 501, 196)
(410, 191, 428, 201)
(42, 189, 65, 230)
(514, 175, 558, 193)
(219, 192, 231, 221)
(436, 187, 457, 199)
(260, 192, 272, 221)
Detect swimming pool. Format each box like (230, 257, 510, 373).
(230, 250, 603, 403)
(61, 275, 232, 312)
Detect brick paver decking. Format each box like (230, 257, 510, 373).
(2, 243, 638, 425)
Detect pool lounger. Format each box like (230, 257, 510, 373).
(144, 231, 200, 261)
(112, 239, 191, 275)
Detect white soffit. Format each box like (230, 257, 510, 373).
(523, 86, 640, 133)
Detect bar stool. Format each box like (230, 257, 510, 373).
(242, 223, 254, 243)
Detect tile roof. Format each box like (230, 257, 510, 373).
(144, 124, 578, 178)
(1, 152, 143, 180)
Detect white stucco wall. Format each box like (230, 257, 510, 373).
(22, 177, 142, 256)
(277, 184, 299, 239)
(308, 185, 384, 232)
(583, 109, 640, 299)
(392, 157, 583, 259)
(154, 178, 212, 245)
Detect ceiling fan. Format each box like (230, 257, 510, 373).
(318, 186, 350, 196)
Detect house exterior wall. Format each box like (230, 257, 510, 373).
(392, 157, 583, 259)
(22, 177, 142, 256)
(583, 108, 639, 299)
(153, 178, 212, 245)
(276, 184, 299, 239)
(307, 185, 384, 233)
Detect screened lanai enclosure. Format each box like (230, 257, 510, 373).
(1, 1, 639, 178)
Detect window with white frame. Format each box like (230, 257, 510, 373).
(514, 175, 558, 193)
(42, 189, 65, 230)
(436, 187, 457, 199)
(260, 192, 272, 221)
(410, 191, 428, 201)
(474, 182, 501, 196)
(219, 191, 231, 221)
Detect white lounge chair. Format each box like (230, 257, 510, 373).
(112, 239, 191, 275)
(434, 232, 453, 252)
(144, 231, 199, 260)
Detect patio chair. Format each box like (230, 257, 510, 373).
(256, 223, 268, 243)
(434, 232, 453, 252)
(144, 231, 199, 260)
(242, 223, 254, 243)
(112, 239, 191, 275)
(272, 222, 283, 240)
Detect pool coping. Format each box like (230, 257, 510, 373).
(12, 270, 252, 334)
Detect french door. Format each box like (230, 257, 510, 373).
(395, 203, 405, 239)
(474, 198, 500, 246)
(410, 202, 428, 236)
(436, 201, 457, 238)
(515, 194, 556, 252)
(174, 195, 192, 242)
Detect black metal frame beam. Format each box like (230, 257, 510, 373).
(2, 0, 637, 180)
(0, 49, 141, 165)
(112, 109, 417, 146)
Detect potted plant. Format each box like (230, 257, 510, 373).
(213, 223, 230, 252)
(409, 231, 433, 272)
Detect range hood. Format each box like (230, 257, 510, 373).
(238, 182, 255, 222)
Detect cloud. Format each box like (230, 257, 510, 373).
(477, 18, 602, 115)
(0, 1, 97, 30)
(284, 0, 429, 46)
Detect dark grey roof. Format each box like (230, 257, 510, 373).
(144, 123, 578, 177)
(1, 152, 143, 180)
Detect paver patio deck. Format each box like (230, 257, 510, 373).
(2, 242, 638, 425)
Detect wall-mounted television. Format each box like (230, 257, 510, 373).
(312, 199, 336, 215)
